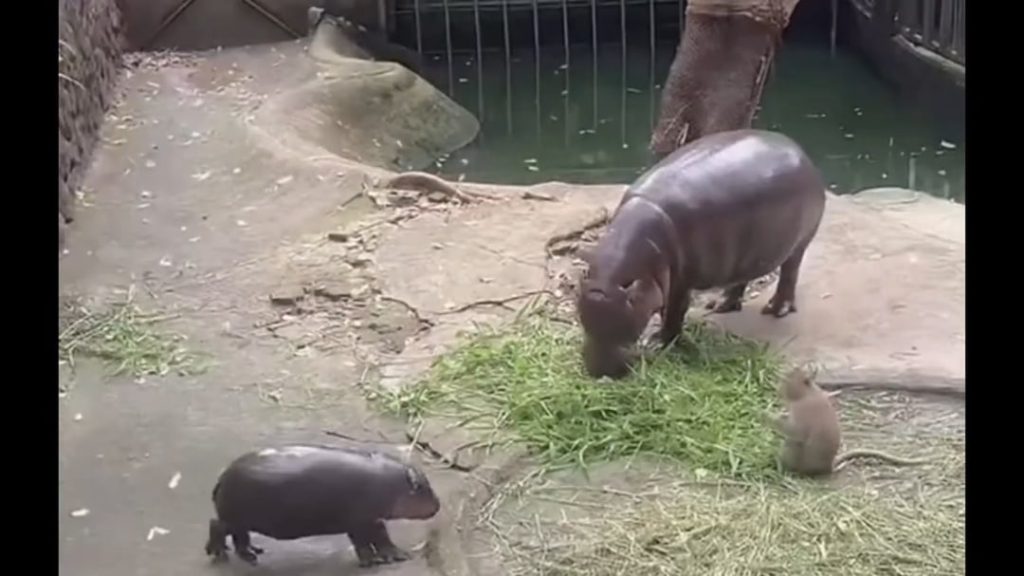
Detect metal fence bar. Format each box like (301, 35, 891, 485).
(503, 0, 513, 134)
(895, 0, 965, 65)
(533, 0, 541, 137)
(563, 0, 571, 145)
(414, 0, 423, 53)
(592, 0, 599, 129)
(921, 0, 934, 47)
(620, 0, 627, 146)
(443, 0, 454, 93)
(649, 0, 656, 131)
(474, 0, 484, 120)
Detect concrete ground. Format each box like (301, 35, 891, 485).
(59, 40, 964, 576)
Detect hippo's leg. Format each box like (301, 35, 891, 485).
(706, 283, 747, 314)
(349, 527, 382, 567)
(657, 288, 691, 346)
(762, 243, 808, 318)
(367, 520, 410, 564)
(205, 519, 230, 562)
(230, 530, 263, 564)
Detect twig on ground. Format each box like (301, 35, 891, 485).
(436, 289, 556, 315)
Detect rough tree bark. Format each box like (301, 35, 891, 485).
(650, 0, 802, 158)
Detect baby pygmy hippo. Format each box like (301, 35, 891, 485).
(205, 444, 440, 568)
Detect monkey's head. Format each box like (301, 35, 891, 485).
(781, 366, 819, 402)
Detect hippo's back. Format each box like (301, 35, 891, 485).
(629, 130, 821, 211)
(626, 130, 826, 288)
(213, 445, 407, 538)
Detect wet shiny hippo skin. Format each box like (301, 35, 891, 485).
(204, 444, 440, 568)
(578, 129, 826, 378)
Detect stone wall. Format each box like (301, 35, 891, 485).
(59, 0, 124, 251)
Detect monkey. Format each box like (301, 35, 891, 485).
(772, 367, 931, 476)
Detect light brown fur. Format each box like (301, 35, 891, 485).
(775, 368, 930, 476)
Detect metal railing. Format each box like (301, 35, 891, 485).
(895, 0, 965, 65)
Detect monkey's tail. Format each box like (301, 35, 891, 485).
(833, 449, 931, 470)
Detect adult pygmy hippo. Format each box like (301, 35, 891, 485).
(577, 129, 826, 378)
(205, 444, 440, 568)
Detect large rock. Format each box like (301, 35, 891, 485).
(251, 47, 478, 172)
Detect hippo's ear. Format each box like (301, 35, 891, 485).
(576, 246, 596, 265)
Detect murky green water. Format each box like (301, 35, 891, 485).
(418, 40, 965, 202)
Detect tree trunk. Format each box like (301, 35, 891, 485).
(650, 0, 803, 158)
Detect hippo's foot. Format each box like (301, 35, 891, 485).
(375, 544, 411, 564)
(229, 530, 263, 565)
(205, 519, 230, 563)
(706, 298, 743, 314)
(761, 296, 797, 318)
(656, 327, 682, 348)
(706, 284, 746, 314)
(234, 545, 263, 565)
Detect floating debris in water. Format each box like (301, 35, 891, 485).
(460, 158, 469, 165)
(233, 167, 241, 174)
(168, 472, 182, 489)
(527, 166, 540, 172)
(549, 115, 558, 121)
(70, 508, 90, 518)
(940, 140, 957, 150)
(578, 129, 596, 135)
(523, 158, 538, 164)
(236, 220, 248, 227)
(192, 171, 211, 181)
(561, 90, 568, 96)
(146, 527, 170, 541)
(458, 77, 468, 83)
(622, 143, 630, 149)
(805, 113, 826, 119)
(843, 133, 854, 139)
(626, 87, 641, 94)
(276, 175, 294, 185)
(882, 172, 888, 179)
(159, 256, 173, 267)
(938, 169, 947, 176)
(145, 160, 156, 168)
(559, 63, 568, 70)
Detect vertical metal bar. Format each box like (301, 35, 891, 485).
(679, 0, 685, 40)
(922, 0, 934, 46)
(957, 0, 965, 60)
(475, 0, 484, 123)
(830, 0, 838, 58)
(503, 0, 513, 135)
(592, 0, 598, 129)
(534, 0, 542, 138)
(413, 0, 422, 54)
(563, 0, 571, 146)
(650, 0, 656, 131)
(621, 0, 627, 147)
(377, 0, 387, 36)
(960, 0, 966, 61)
(940, 0, 953, 50)
(443, 0, 454, 94)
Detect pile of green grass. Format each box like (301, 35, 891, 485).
(384, 314, 785, 480)
(59, 295, 202, 378)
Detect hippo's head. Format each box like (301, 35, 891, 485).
(389, 465, 441, 520)
(576, 246, 667, 378)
